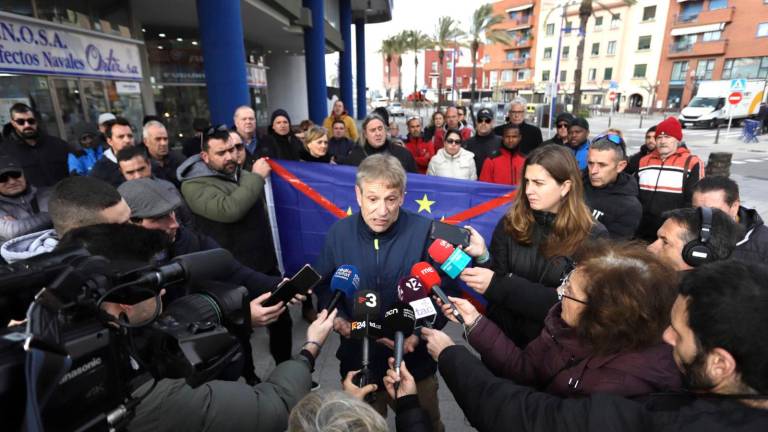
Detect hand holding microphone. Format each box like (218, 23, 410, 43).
(382, 302, 416, 381)
(428, 239, 472, 279)
(436, 295, 481, 326)
(411, 262, 465, 325)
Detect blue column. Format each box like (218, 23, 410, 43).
(196, 0, 249, 126)
(303, 0, 328, 124)
(339, 0, 353, 113)
(355, 19, 367, 120)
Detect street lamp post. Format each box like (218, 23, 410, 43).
(546, 1, 577, 138)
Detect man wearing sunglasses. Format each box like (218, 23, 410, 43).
(583, 134, 642, 240)
(0, 103, 68, 188)
(492, 97, 543, 155)
(543, 113, 574, 146)
(0, 155, 52, 243)
(464, 108, 501, 175)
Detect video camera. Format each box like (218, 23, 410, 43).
(0, 247, 251, 432)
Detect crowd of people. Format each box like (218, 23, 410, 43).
(1, 97, 767, 432)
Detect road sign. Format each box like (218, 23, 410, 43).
(609, 81, 619, 90)
(728, 92, 742, 105)
(609, 92, 617, 101)
(730, 79, 747, 92)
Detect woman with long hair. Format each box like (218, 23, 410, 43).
(459, 144, 607, 346)
(426, 241, 681, 398)
(423, 110, 445, 144)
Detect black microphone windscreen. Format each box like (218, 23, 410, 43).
(383, 302, 416, 337)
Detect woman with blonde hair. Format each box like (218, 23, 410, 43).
(299, 125, 333, 163)
(459, 144, 607, 346)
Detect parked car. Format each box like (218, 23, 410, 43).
(389, 102, 404, 116)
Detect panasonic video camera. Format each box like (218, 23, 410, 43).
(0, 247, 250, 432)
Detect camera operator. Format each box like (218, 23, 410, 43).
(55, 223, 338, 432)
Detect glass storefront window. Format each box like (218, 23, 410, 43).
(0, 74, 58, 138)
(0, 0, 35, 17)
(105, 81, 144, 134)
(35, 0, 132, 37)
(81, 80, 108, 123)
(153, 85, 210, 143)
(52, 78, 87, 144)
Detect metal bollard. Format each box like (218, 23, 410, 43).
(639, 112, 644, 129)
(714, 124, 721, 144)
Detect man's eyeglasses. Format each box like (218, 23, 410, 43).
(0, 172, 23, 183)
(477, 118, 492, 124)
(509, 111, 525, 115)
(556, 270, 589, 305)
(444, 138, 461, 145)
(13, 118, 36, 126)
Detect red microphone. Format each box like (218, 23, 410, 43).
(410, 262, 464, 324)
(427, 240, 453, 263)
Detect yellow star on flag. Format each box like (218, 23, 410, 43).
(415, 193, 436, 214)
(440, 215, 445, 222)
(346, 206, 353, 216)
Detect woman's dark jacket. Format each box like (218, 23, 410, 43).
(484, 211, 607, 347)
(339, 140, 418, 173)
(469, 303, 681, 397)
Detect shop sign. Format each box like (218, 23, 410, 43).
(116, 81, 141, 94)
(0, 15, 142, 80)
(247, 63, 267, 88)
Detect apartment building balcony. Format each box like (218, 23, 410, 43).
(506, 57, 531, 69)
(673, 7, 733, 28)
(668, 39, 728, 58)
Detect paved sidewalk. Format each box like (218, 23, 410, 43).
(251, 306, 477, 431)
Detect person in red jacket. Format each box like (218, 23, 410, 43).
(404, 116, 435, 174)
(479, 123, 525, 185)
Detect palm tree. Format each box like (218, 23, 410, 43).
(571, 0, 635, 114)
(379, 37, 397, 97)
(402, 30, 434, 98)
(467, 4, 513, 120)
(434, 16, 465, 105)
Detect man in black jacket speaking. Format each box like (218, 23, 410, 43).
(583, 134, 642, 240)
(424, 259, 768, 432)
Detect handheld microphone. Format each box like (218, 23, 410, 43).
(351, 289, 380, 402)
(383, 302, 416, 379)
(428, 239, 472, 279)
(327, 265, 360, 312)
(411, 262, 465, 325)
(397, 277, 437, 328)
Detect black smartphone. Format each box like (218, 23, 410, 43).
(430, 221, 471, 249)
(263, 264, 322, 307)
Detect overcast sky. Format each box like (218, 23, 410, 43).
(358, 0, 489, 95)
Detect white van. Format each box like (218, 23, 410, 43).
(679, 80, 766, 129)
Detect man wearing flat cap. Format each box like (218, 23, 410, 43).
(636, 117, 704, 242)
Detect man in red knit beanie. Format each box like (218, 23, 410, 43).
(635, 117, 704, 241)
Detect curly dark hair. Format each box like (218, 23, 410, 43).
(572, 241, 679, 356)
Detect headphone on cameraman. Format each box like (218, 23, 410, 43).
(682, 206, 714, 267)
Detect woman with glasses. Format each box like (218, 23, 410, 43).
(459, 144, 607, 347)
(426, 128, 477, 180)
(543, 112, 574, 146)
(425, 241, 681, 397)
(479, 123, 525, 185)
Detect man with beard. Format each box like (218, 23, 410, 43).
(177, 128, 297, 364)
(421, 259, 768, 431)
(0, 103, 68, 187)
(0, 155, 52, 242)
(626, 126, 656, 175)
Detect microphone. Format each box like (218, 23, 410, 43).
(326, 265, 360, 312)
(411, 262, 465, 325)
(135, 248, 235, 287)
(383, 302, 416, 378)
(397, 277, 437, 328)
(428, 239, 472, 279)
(351, 290, 380, 402)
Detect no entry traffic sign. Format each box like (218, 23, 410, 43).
(728, 92, 742, 105)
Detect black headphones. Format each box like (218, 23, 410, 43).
(682, 206, 714, 267)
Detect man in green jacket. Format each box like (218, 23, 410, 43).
(177, 127, 295, 364)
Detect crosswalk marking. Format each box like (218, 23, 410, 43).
(745, 159, 764, 163)
(732, 161, 747, 164)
